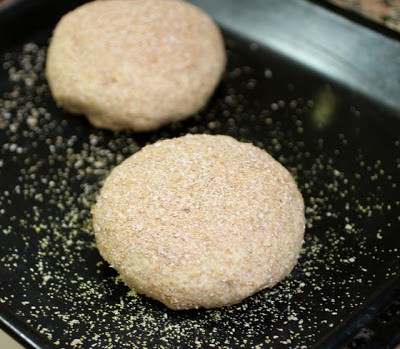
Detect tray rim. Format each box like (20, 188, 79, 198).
(306, 0, 400, 41)
(0, 305, 54, 349)
(190, 0, 400, 113)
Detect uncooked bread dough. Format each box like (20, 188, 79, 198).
(46, 0, 226, 131)
(93, 134, 305, 309)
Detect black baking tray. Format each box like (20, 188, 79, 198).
(0, 1, 399, 348)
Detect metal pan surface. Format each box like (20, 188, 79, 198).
(0, 1, 399, 348)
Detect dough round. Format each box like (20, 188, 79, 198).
(46, 0, 226, 131)
(93, 134, 305, 309)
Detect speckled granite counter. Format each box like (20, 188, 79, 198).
(326, 0, 400, 32)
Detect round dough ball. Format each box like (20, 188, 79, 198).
(93, 134, 305, 309)
(46, 0, 226, 131)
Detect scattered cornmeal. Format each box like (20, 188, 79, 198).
(93, 134, 305, 309)
(46, 0, 226, 131)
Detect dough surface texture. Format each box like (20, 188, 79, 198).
(46, 0, 226, 131)
(93, 134, 305, 309)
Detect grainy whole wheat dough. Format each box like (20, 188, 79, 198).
(93, 134, 305, 309)
(46, 0, 226, 131)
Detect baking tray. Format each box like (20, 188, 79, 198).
(1, 0, 399, 348)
